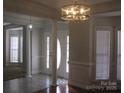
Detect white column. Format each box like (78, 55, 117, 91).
(51, 20, 57, 86)
(26, 27, 32, 77)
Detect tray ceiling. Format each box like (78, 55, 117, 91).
(31, 0, 113, 9)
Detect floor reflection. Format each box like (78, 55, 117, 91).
(35, 84, 82, 93)
(36, 84, 121, 93)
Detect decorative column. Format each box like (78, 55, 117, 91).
(51, 20, 57, 86)
(26, 27, 32, 77)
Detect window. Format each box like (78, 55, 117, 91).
(20, 36, 23, 63)
(66, 35, 69, 73)
(117, 31, 121, 80)
(8, 27, 23, 63)
(57, 39, 61, 69)
(10, 36, 19, 63)
(46, 36, 50, 69)
(96, 30, 110, 80)
(46, 36, 61, 69)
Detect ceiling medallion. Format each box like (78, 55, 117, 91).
(61, 0, 91, 21)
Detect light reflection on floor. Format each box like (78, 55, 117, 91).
(37, 84, 81, 93)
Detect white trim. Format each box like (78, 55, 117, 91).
(95, 26, 113, 31)
(7, 27, 23, 31)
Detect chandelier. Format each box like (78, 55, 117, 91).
(61, 0, 91, 21)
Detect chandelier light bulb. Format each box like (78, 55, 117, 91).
(66, 10, 69, 15)
(80, 9, 84, 14)
(71, 8, 74, 12)
(73, 11, 76, 15)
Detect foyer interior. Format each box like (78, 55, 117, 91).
(3, 0, 121, 93)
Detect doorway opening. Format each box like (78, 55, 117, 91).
(3, 23, 25, 80)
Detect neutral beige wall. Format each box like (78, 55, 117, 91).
(69, 21, 90, 62)
(31, 27, 44, 74)
(69, 21, 91, 88)
(68, 16, 121, 89)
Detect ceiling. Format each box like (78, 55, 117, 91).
(31, 0, 113, 9)
(4, 0, 120, 20)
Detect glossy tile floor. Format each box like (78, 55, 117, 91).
(4, 74, 68, 93)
